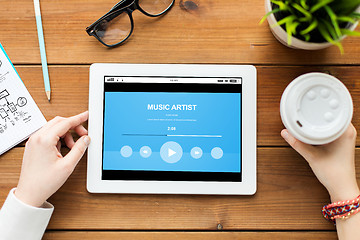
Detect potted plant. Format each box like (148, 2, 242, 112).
(261, 0, 360, 53)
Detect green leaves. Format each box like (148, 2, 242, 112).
(310, 0, 334, 13)
(299, 19, 318, 35)
(341, 28, 360, 36)
(292, 3, 312, 19)
(263, 0, 360, 53)
(259, 8, 281, 24)
(349, 12, 360, 19)
(324, 5, 342, 39)
(337, 16, 356, 24)
(271, 0, 290, 10)
(330, 0, 360, 15)
(318, 21, 344, 54)
(273, 15, 297, 27)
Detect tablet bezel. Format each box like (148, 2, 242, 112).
(88, 64, 256, 195)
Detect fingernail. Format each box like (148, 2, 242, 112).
(281, 130, 289, 140)
(84, 136, 91, 146)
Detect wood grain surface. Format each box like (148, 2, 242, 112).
(1, 0, 360, 238)
(42, 231, 338, 240)
(0, 0, 359, 65)
(1, 147, 359, 231)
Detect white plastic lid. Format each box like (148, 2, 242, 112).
(280, 73, 353, 145)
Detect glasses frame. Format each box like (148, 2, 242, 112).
(86, 0, 175, 47)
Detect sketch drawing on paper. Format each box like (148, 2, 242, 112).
(0, 72, 9, 83)
(0, 89, 30, 134)
(0, 59, 9, 83)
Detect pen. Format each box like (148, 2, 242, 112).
(34, 0, 51, 101)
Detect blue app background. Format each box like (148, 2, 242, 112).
(103, 92, 241, 173)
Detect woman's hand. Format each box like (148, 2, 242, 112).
(15, 111, 90, 207)
(281, 124, 359, 202)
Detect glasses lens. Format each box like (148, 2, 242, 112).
(94, 11, 132, 46)
(139, 0, 174, 16)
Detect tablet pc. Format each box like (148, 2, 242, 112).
(87, 64, 256, 195)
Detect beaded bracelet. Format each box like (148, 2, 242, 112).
(322, 195, 360, 223)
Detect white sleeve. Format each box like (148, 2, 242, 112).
(0, 188, 54, 240)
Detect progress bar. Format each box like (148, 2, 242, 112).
(167, 135, 222, 138)
(123, 134, 222, 138)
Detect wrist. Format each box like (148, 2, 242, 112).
(329, 185, 360, 203)
(14, 188, 45, 208)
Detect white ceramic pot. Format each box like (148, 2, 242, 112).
(265, 0, 359, 50)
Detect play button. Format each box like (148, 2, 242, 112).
(168, 148, 176, 157)
(160, 141, 183, 163)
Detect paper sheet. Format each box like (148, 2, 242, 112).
(0, 43, 46, 155)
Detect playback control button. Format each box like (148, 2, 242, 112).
(120, 146, 133, 158)
(211, 147, 224, 159)
(191, 147, 203, 159)
(160, 141, 183, 164)
(140, 146, 152, 158)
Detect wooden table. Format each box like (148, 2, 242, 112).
(0, 0, 359, 239)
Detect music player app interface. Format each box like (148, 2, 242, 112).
(102, 77, 242, 182)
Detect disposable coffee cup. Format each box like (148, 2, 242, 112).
(280, 72, 353, 145)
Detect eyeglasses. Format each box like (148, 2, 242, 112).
(86, 0, 175, 47)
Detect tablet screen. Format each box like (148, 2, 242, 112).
(102, 77, 242, 182)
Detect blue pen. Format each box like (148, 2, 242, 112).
(34, 0, 51, 101)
